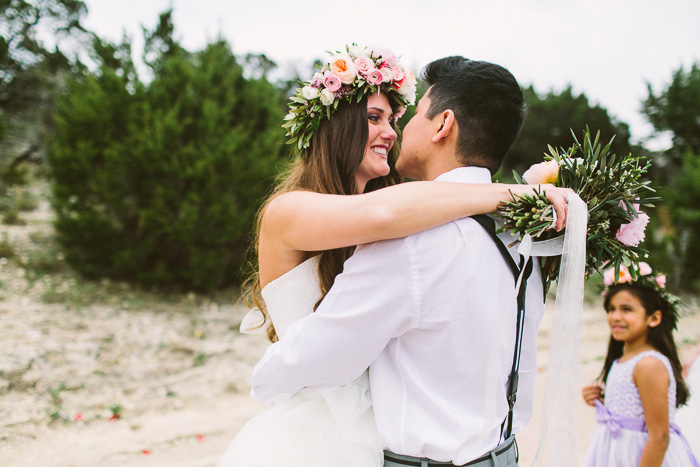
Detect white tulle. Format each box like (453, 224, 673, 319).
(519, 194, 588, 467)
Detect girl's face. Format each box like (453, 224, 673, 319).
(354, 92, 397, 192)
(606, 290, 659, 346)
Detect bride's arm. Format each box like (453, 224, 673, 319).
(263, 182, 572, 252)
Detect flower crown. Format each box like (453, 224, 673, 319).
(602, 263, 681, 327)
(283, 44, 417, 158)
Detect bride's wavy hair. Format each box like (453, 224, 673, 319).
(242, 94, 402, 342)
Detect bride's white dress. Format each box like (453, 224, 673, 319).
(217, 257, 383, 466)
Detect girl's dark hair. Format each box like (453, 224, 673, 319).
(243, 94, 401, 342)
(600, 283, 689, 407)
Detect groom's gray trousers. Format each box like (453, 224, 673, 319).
(383, 436, 518, 467)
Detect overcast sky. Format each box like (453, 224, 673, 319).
(82, 0, 700, 149)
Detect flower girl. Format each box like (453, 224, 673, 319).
(582, 265, 698, 466)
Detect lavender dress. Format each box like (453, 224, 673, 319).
(583, 350, 699, 466)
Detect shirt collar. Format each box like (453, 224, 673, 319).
(433, 167, 492, 184)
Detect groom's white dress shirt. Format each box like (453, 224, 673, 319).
(251, 167, 545, 465)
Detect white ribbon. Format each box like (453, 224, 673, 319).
(519, 194, 587, 467)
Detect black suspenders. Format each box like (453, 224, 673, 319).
(472, 215, 534, 440)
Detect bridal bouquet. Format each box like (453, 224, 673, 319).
(497, 128, 660, 294)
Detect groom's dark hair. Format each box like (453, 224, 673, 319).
(423, 57, 525, 174)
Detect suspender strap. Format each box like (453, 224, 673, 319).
(472, 215, 533, 440)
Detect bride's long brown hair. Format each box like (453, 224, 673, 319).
(243, 94, 402, 341)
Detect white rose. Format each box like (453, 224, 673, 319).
(320, 89, 336, 106)
(301, 86, 320, 100)
(380, 66, 392, 83)
(348, 44, 369, 58)
(401, 85, 416, 105)
(402, 69, 417, 88)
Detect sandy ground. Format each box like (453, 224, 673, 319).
(1, 189, 699, 466)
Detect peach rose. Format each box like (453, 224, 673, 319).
(522, 160, 560, 184)
(329, 54, 356, 85)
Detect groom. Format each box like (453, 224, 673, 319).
(252, 57, 548, 466)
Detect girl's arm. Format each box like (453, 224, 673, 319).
(263, 182, 572, 252)
(635, 356, 671, 467)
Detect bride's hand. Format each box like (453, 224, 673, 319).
(540, 184, 576, 232)
(508, 184, 576, 232)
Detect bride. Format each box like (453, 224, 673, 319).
(217, 44, 570, 466)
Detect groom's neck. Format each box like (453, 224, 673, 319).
(422, 158, 464, 181)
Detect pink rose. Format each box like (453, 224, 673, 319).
(323, 72, 342, 92)
(522, 160, 560, 184)
(616, 205, 650, 247)
(329, 54, 356, 85)
(395, 106, 406, 120)
(373, 48, 397, 66)
(354, 55, 374, 76)
(310, 71, 324, 86)
(392, 66, 406, 84)
(603, 265, 632, 286)
(655, 275, 667, 288)
(638, 262, 652, 276)
(367, 69, 384, 86)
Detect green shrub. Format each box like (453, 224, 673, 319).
(50, 24, 285, 292)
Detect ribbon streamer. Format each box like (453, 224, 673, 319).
(518, 194, 587, 467)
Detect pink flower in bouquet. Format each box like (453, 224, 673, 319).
(616, 204, 650, 247)
(367, 69, 384, 86)
(655, 275, 667, 288)
(522, 160, 559, 184)
(323, 72, 342, 92)
(354, 55, 374, 76)
(329, 54, 356, 84)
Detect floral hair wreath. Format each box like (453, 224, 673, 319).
(602, 262, 681, 328)
(283, 43, 417, 158)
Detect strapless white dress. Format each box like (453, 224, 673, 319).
(217, 257, 382, 466)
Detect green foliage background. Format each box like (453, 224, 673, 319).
(641, 64, 700, 290)
(49, 14, 286, 291)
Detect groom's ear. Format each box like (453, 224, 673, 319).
(431, 109, 456, 143)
